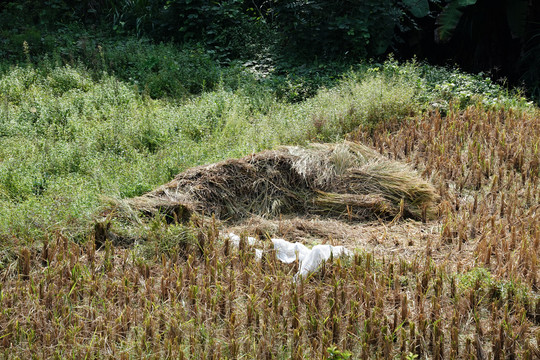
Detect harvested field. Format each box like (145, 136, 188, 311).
(1, 106, 539, 359)
(351, 106, 540, 286)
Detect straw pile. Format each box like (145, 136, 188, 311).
(120, 141, 438, 222)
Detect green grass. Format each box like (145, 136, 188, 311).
(0, 41, 533, 244)
(0, 60, 416, 241)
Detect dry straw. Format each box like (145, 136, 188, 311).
(111, 141, 438, 224)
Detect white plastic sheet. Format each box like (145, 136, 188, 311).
(225, 233, 352, 279)
(295, 244, 351, 280)
(270, 238, 311, 264)
(226, 232, 257, 247)
(226, 233, 261, 259)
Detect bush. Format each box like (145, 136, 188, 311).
(0, 22, 233, 100)
(102, 40, 223, 98)
(417, 64, 533, 110)
(271, 0, 401, 59)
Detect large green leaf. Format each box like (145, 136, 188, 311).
(456, 0, 478, 6)
(402, 0, 429, 18)
(505, 0, 528, 38)
(435, 0, 477, 43)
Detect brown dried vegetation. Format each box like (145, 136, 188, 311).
(352, 106, 539, 289)
(0, 105, 539, 359)
(118, 142, 438, 223)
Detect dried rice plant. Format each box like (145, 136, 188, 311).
(112, 141, 438, 224)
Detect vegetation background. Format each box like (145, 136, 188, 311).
(1, 0, 539, 100)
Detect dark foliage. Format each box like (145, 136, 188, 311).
(1, 0, 539, 100)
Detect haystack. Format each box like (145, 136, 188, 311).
(115, 141, 438, 223)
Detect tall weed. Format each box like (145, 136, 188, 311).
(0, 58, 534, 240)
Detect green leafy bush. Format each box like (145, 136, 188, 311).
(271, 0, 401, 59)
(417, 64, 533, 110)
(102, 39, 223, 98)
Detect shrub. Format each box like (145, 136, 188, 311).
(102, 40, 223, 98)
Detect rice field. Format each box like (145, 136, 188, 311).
(0, 59, 539, 359)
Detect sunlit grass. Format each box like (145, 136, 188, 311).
(0, 59, 426, 241)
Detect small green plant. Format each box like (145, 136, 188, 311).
(406, 352, 419, 360)
(326, 345, 352, 360)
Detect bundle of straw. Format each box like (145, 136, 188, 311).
(114, 141, 438, 223)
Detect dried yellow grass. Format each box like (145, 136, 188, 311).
(114, 141, 438, 223)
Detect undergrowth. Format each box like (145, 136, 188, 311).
(0, 58, 422, 241)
